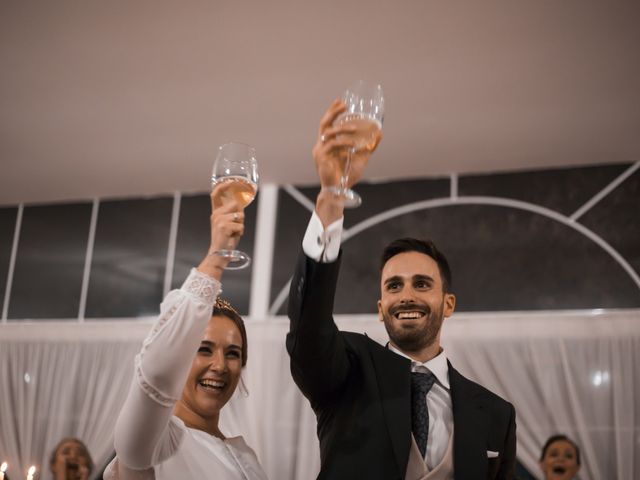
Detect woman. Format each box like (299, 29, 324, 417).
(105, 191, 267, 479)
(539, 434, 581, 480)
(49, 438, 94, 480)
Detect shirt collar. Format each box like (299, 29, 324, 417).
(388, 344, 450, 389)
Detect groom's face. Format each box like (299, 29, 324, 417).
(377, 251, 455, 354)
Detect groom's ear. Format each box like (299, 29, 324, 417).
(444, 293, 456, 318)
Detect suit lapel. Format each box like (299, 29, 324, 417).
(367, 339, 412, 477)
(449, 363, 489, 480)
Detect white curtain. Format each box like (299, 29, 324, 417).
(1, 310, 638, 480)
(439, 311, 640, 480)
(0, 322, 145, 480)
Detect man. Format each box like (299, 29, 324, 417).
(286, 100, 516, 479)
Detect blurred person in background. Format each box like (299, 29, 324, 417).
(539, 434, 580, 480)
(49, 437, 94, 480)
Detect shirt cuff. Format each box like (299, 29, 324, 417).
(302, 211, 343, 263)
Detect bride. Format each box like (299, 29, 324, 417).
(105, 190, 267, 479)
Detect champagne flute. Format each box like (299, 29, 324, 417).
(210, 142, 259, 270)
(328, 80, 384, 208)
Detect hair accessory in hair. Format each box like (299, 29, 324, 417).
(215, 297, 239, 316)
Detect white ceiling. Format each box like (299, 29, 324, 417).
(1, 1, 639, 206)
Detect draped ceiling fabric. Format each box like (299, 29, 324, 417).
(1, 311, 638, 480)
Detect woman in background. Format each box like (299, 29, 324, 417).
(539, 434, 581, 480)
(104, 189, 267, 479)
(49, 438, 94, 480)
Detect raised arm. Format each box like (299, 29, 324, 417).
(286, 99, 381, 406)
(113, 192, 244, 470)
(286, 248, 350, 405)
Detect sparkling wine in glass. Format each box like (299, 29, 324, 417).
(210, 142, 258, 270)
(330, 80, 384, 207)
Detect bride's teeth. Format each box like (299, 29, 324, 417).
(200, 379, 225, 388)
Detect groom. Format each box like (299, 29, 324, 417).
(286, 99, 516, 479)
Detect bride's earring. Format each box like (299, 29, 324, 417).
(238, 375, 249, 397)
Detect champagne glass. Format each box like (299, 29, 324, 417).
(210, 142, 259, 269)
(328, 80, 384, 208)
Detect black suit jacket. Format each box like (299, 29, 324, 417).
(286, 252, 516, 480)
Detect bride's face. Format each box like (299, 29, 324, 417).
(181, 315, 244, 418)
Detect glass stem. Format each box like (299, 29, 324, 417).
(340, 148, 354, 190)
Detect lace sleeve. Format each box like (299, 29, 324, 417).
(113, 268, 221, 469)
(181, 268, 220, 303)
(134, 269, 221, 406)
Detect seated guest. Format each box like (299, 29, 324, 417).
(104, 191, 267, 479)
(539, 434, 581, 480)
(49, 437, 94, 480)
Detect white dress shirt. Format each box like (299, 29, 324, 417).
(302, 212, 454, 469)
(302, 211, 343, 262)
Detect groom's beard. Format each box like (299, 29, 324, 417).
(382, 300, 445, 354)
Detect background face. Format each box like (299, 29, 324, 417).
(540, 440, 580, 480)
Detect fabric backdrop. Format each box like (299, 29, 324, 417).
(1, 310, 638, 480)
